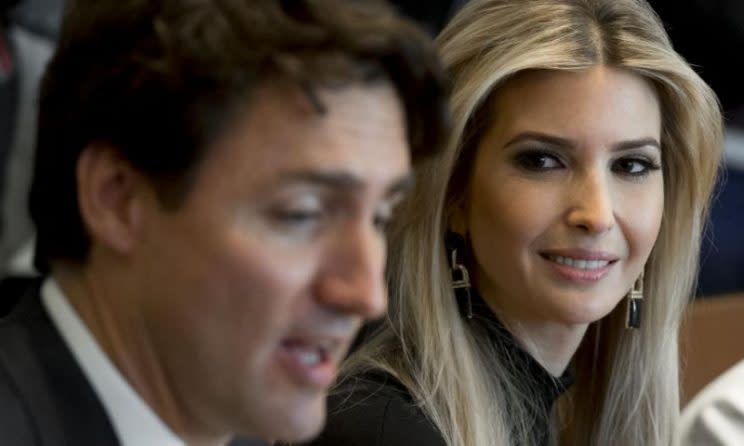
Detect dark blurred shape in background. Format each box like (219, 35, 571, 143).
(390, 0, 467, 35)
(8, 0, 63, 39)
(0, 0, 60, 271)
(646, 0, 744, 296)
(649, 0, 744, 123)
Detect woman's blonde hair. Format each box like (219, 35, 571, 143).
(340, 0, 723, 444)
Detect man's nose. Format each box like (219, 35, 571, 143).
(314, 223, 387, 320)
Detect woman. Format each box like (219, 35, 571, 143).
(306, 0, 722, 445)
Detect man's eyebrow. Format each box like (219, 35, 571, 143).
(504, 131, 661, 152)
(277, 171, 415, 196)
(279, 171, 366, 191)
(385, 173, 415, 197)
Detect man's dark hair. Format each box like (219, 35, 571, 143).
(29, 0, 450, 273)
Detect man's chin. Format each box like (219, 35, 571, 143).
(262, 395, 327, 443)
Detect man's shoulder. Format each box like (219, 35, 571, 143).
(679, 359, 744, 445)
(0, 276, 41, 320)
(306, 371, 446, 446)
(0, 275, 120, 445)
(0, 276, 47, 378)
(0, 276, 49, 445)
(0, 357, 38, 444)
(0, 275, 45, 375)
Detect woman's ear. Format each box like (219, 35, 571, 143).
(447, 201, 468, 236)
(76, 144, 146, 255)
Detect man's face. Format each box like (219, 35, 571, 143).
(130, 83, 410, 441)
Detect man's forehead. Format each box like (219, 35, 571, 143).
(210, 81, 409, 179)
(245, 80, 405, 131)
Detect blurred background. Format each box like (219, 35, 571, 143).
(0, 0, 741, 439)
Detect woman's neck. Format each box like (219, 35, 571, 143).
(476, 291, 587, 377)
(497, 316, 587, 376)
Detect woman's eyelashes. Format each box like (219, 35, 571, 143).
(512, 149, 564, 172)
(610, 156, 662, 178)
(510, 148, 662, 178)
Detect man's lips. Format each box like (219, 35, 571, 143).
(280, 336, 344, 367)
(277, 333, 353, 388)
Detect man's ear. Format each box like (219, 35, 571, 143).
(76, 144, 146, 255)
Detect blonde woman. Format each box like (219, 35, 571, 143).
(305, 0, 723, 445)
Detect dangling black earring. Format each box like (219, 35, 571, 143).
(446, 232, 473, 319)
(625, 271, 644, 330)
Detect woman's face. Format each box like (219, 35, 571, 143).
(461, 66, 663, 327)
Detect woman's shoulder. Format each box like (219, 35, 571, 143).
(305, 371, 446, 446)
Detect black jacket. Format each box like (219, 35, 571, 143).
(0, 276, 267, 446)
(0, 277, 120, 445)
(305, 292, 572, 446)
(307, 371, 447, 446)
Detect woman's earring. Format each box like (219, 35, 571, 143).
(447, 232, 473, 319)
(625, 271, 644, 330)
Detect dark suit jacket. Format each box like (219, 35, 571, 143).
(0, 276, 120, 445)
(305, 289, 573, 446)
(303, 372, 447, 446)
(0, 276, 271, 446)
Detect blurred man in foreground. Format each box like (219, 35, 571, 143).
(0, 1, 449, 444)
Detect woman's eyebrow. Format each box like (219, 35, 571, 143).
(504, 132, 661, 152)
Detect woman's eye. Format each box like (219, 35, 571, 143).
(612, 157, 661, 177)
(513, 150, 564, 171)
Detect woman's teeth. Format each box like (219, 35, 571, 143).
(548, 255, 610, 269)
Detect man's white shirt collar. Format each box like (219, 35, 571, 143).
(41, 277, 186, 446)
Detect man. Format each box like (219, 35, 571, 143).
(679, 358, 744, 445)
(0, 1, 449, 445)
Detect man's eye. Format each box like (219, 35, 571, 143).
(373, 197, 402, 235)
(373, 214, 393, 234)
(275, 210, 323, 224)
(611, 157, 661, 177)
(513, 150, 564, 171)
(270, 193, 328, 228)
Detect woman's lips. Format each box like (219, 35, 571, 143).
(539, 250, 619, 283)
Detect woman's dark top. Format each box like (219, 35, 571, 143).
(304, 292, 573, 446)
